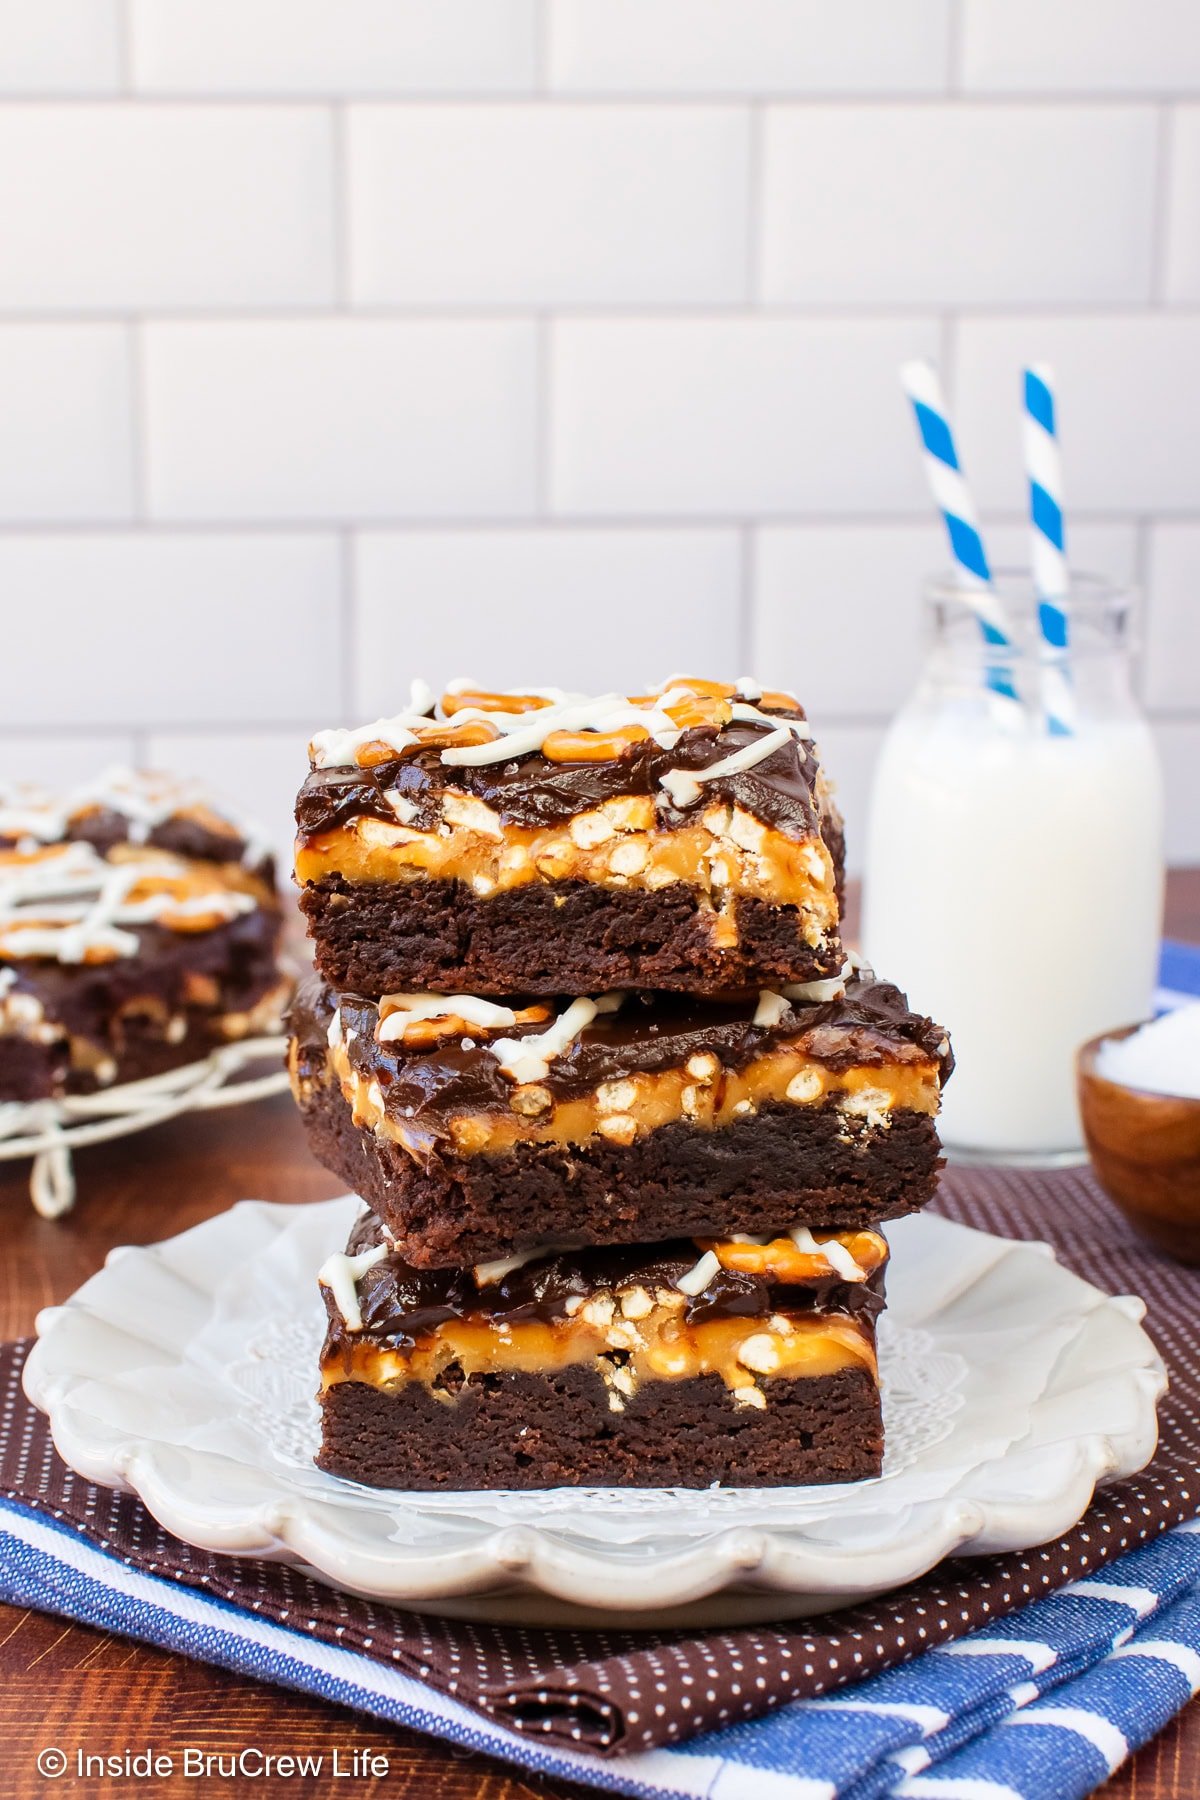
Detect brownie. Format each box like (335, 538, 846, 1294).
(299, 875, 848, 999)
(317, 1213, 886, 1490)
(1, 766, 273, 882)
(0, 770, 287, 1102)
(295, 677, 847, 998)
(289, 970, 951, 1265)
(320, 1364, 883, 1490)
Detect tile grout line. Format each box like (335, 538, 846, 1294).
(534, 0, 551, 95)
(940, 314, 957, 403)
(338, 528, 356, 721)
(0, 511, 1187, 535)
(944, 0, 964, 97)
(0, 90, 1191, 107)
(738, 524, 756, 674)
(536, 315, 552, 515)
(2, 707, 1199, 739)
(1149, 101, 1176, 305)
(0, 721, 355, 739)
(331, 101, 351, 309)
(127, 319, 150, 520)
(745, 102, 764, 307)
(115, 0, 135, 93)
(6, 302, 1198, 323)
(1132, 514, 1154, 705)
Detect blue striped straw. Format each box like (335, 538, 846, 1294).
(900, 360, 1018, 702)
(1024, 364, 1074, 734)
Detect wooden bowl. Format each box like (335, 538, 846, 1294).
(1077, 1022, 1200, 1264)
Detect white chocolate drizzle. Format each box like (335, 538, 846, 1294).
(787, 1225, 864, 1282)
(0, 842, 255, 965)
(376, 992, 522, 1043)
(752, 960, 851, 1028)
(0, 766, 265, 865)
(306, 677, 810, 775)
(658, 725, 793, 810)
(442, 693, 684, 768)
(318, 1243, 389, 1332)
(383, 790, 419, 825)
(308, 680, 437, 769)
(675, 1249, 722, 1297)
(473, 1243, 573, 1287)
(488, 992, 623, 1084)
(729, 701, 813, 741)
(753, 990, 790, 1028)
(782, 961, 853, 1005)
(445, 677, 579, 706)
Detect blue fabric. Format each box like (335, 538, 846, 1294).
(2, 1498, 1198, 1800)
(4, 942, 1197, 1799)
(1159, 938, 1200, 1004)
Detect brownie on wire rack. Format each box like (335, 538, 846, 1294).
(0, 769, 286, 1103)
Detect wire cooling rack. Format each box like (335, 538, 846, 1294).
(0, 1036, 291, 1219)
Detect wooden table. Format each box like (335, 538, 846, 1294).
(3, 873, 1198, 1799)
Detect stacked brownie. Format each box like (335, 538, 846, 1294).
(290, 678, 952, 1490)
(1, 768, 287, 1103)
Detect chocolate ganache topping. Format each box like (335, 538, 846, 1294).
(291, 970, 952, 1136)
(296, 717, 824, 844)
(323, 1211, 887, 1354)
(69, 808, 264, 873)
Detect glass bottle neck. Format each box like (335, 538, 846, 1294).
(918, 570, 1140, 726)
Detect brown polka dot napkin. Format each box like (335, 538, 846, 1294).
(2, 1166, 1196, 1758)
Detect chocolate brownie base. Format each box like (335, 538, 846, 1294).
(318, 1361, 882, 1490)
(0, 1034, 64, 1103)
(298, 1069, 941, 1265)
(1, 908, 286, 1103)
(300, 873, 844, 999)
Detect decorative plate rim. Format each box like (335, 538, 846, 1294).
(22, 1198, 1167, 1623)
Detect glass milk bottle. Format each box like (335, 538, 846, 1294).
(862, 572, 1164, 1163)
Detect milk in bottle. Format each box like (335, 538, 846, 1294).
(862, 574, 1164, 1161)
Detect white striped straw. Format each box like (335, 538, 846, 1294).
(899, 361, 1017, 701)
(1024, 364, 1074, 735)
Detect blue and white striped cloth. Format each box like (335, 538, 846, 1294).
(1, 1497, 1198, 1800)
(3, 944, 1198, 1800)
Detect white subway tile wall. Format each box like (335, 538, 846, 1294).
(0, 107, 336, 310)
(0, 0, 121, 94)
(760, 105, 1157, 306)
(0, 325, 133, 519)
(353, 529, 742, 710)
(551, 318, 940, 515)
(1, 1, 1198, 872)
(348, 105, 750, 305)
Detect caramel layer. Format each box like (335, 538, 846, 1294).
(294, 791, 836, 943)
(321, 1304, 877, 1412)
(328, 1033, 941, 1159)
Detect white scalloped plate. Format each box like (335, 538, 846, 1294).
(23, 1197, 1165, 1627)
